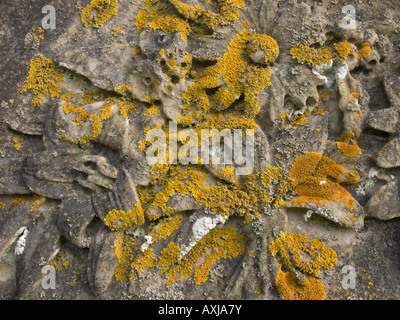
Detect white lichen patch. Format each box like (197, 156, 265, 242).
(179, 214, 227, 259)
(312, 60, 348, 88)
(14, 227, 28, 256)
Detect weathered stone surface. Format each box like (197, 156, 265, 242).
(366, 180, 400, 220)
(1, 0, 400, 302)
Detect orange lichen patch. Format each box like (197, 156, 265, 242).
(275, 267, 326, 300)
(346, 170, 360, 185)
(18, 55, 63, 106)
(333, 41, 353, 62)
(290, 152, 357, 210)
(269, 232, 337, 278)
(81, 0, 118, 28)
(115, 98, 138, 119)
(336, 132, 362, 157)
(351, 92, 360, 100)
(179, 29, 278, 125)
(356, 43, 372, 59)
(161, 227, 247, 285)
(243, 19, 250, 28)
(355, 108, 362, 117)
(104, 201, 145, 231)
(290, 43, 332, 67)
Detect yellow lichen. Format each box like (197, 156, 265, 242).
(49, 252, 69, 272)
(197, 113, 258, 133)
(135, 0, 191, 40)
(336, 132, 362, 157)
(160, 227, 247, 285)
(290, 43, 332, 67)
(114, 233, 136, 281)
(112, 26, 121, 36)
(0, 202, 8, 214)
(144, 105, 160, 117)
(132, 248, 157, 275)
(30, 26, 44, 42)
(13, 136, 22, 150)
(333, 41, 353, 62)
(151, 213, 182, 242)
(142, 164, 286, 224)
(313, 107, 324, 115)
(132, 45, 141, 55)
(269, 232, 337, 278)
(281, 110, 310, 129)
(217, 166, 237, 183)
(260, 164, 294, 208)
(18, 55, 63, 106)
(291, 40, 366, 67)
(179, 29, 278, 125)
(59, 92, 137, 144)
(346, 170, 360, 185)
(114, 84, 131, 96)
(81, 0, 118, 28)
(12, 197, 25, 209)
(104, 201, 145, 231)
(29, 195, 44, 212)
(137, 0, 245, 40)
